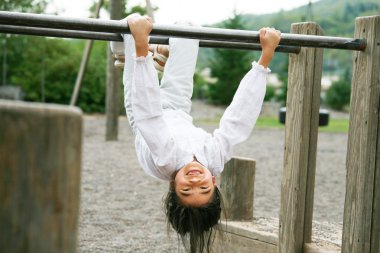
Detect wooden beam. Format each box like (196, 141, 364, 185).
(214, 221, 277, 253)
(214, 222, 341, 253)
(279, 22, 324, 253)
(342, 15, 380, 253)
(304, 243, 340, 253)
(213, 232, 277, 253)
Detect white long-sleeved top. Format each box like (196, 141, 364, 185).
(132, 54, 269, 181)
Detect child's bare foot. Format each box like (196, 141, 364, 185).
(149, 44, 169, 71)
(112, 44, 169, 71)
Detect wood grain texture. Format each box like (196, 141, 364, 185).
(214, 223, 277, 253)
(221, 157, 256, 221)
(220, 221, 278, 245)
(0, 100, 82, 253)
(279, 22, 324, 253)
(342, 15, 380, 253)
(303, 243, 340, 253)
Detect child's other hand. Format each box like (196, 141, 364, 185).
(127, 14, 153, 43)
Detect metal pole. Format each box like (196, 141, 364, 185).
(0, 25, 301, 53)
(0, 11, 366, 51)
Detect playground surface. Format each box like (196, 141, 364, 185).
(79, 101, 348, 252)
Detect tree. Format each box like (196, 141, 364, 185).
(10, 37, 83, 103)
(276, 57, 289, 106)
(1, 0, 48, 85)
(207, 13, 253, 105)
(325, 68, 351, 111)
(0, 0, 47, 12)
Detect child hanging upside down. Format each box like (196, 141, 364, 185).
(111, 13, 281, 253)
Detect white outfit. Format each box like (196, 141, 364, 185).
(122, 34, 269, 181)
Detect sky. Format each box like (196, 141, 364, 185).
(48, 0, 319, 25)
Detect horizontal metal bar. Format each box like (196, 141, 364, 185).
(0, 11, 366, 51)
(0, 25, 300, 53)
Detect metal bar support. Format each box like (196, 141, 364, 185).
(0, 11, 366, 51)
(0, 24, 300, 53)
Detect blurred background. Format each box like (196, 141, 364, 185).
(0, 0, 378, 114)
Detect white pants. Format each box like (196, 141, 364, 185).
(122, 34, 199, 131)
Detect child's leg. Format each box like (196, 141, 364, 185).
(160, 36, 199, 115)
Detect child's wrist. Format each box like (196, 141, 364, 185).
(262, 47, 275, 57)
(134, 36, 149, 57)
(258, 50, 274, 68)
(134, 35, 149, 45)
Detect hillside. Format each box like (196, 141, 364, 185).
(242, 0, 379, 36)
(198, 0, 379, 75)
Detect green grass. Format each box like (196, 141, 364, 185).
(255, 117, 284, 129)
(196, 116, 349, 133)
(255, 117, 349, 133)
(320, 118, 349, 133)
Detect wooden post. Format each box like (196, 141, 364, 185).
(278, 22, 323, 253)
(0, 100, 82, 253)
(105, 0, 122, 141)
(342, 15, 380, 253)
(220, 157, 256, 221)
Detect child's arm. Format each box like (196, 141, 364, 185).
(125, 15, 179, 176)
(210, 28, 281, 172)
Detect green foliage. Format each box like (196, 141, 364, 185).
(77, 41, 108, 112)
(10, 36, 81, 103)
(193, 71, 208, 100)
(275, 57, 289, 105)
(264, 85, 275, 102)
(207, 13, 253, 105)
(7, 35, 108, 112)
(325, 70, 351, 111)
(0, 0, 47, 12)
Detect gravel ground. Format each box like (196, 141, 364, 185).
(79, 101, 348, 252)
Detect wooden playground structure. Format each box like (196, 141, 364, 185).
(215, 16, 380, 253)
(0, 11, 379, 253)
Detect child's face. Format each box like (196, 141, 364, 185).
(174, 161, 216, 207)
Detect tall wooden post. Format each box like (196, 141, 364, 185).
(106, 0, 122, 141)
(278, 22, 323, 253)
(342, 15, 380, 253)
(0, 100, 82, 253)
(220, 157, 256, 221)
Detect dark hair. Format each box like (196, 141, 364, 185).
(164, 186, 222, 253)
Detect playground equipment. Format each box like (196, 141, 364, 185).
(217, 16, 380, 253)
(0, 11, 366, 51)
(0, 11, 378, 253)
